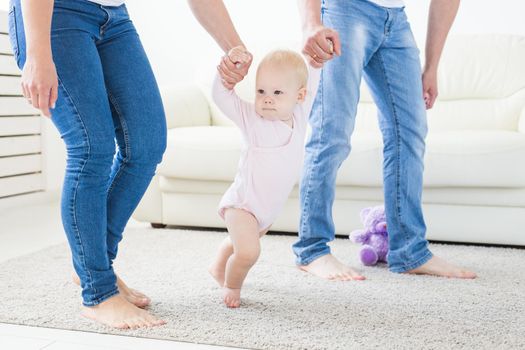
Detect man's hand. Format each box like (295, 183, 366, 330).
(302, 25, 341, 68)
(423, 0, 460, 109)
(217, 45, 253, 90)
(422, 69, 438, 109)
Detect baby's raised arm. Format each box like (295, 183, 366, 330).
(211, 71, 252, 134)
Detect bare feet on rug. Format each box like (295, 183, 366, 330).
(81, 294, 166, 329)
(223, 287, 241, 308)
(298, 254, 366, 281)
(73, 274, 151, 308)
(406, 255, 477, 279)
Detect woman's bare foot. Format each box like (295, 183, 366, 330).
(223, 287, 241, 308)
(73, 274, 151, 308)
(209, 263, 226, 287)
(81, 294, 165, 329)
(406, 255, 477, 279)
(299, 254, 366, 281)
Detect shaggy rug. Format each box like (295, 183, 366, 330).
(0, 228, 524, 350)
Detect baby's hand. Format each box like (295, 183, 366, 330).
(218, 45, 253, 90)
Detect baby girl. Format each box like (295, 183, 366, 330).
(209, 46, 321, 308)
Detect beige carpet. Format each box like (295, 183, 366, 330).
(0, 228, 524, 350)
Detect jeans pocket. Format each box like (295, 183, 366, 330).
(7, 6, 21, 68)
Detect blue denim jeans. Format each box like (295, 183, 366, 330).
(8, 0, 167, 305)
(293, 0, 432, 273)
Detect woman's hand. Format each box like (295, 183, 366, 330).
(217, 45, 252, 90)
(302, 25, 341, 68)
(21, 52, 58, 117)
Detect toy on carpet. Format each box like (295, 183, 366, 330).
(349, 205, 389, 266)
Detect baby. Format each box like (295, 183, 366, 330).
(209, 47, 321, 308)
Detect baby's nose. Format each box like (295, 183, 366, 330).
(264, 97, 274, 104)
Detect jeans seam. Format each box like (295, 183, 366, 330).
(376, 51, 411, 262)
(299, 70, 324, 238)
(99, 6, 111, 37)
(106, 92, 130, 197)
(8, 6, 20, 66)
(58, 75, 97, 296)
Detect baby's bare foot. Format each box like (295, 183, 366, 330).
(406, 256, 477, 279)
(81, 294, 165, 329)
(223, 287, 241, 308)
(299, 254, 366, 281)
(208, 263, 225, 287)
(73, 274, 151, 308)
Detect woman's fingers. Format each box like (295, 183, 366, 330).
(217, 65, 237, 89)
(26, 83, 53, 117)
(21, 82, 30, 102)
(28, 85, 39, 110)
(38, 88, 52, 117)
(50, 83, 58, 110)
(221, 56, 242, 77)
(218, 61, 242, 83)
(227, 46, 252, 67)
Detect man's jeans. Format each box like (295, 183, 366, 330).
(293, 0, 432, 273)
(8, 0, 167, 305)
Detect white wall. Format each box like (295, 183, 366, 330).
(1, 0, 524, 192)
(125, 0, 525, 87)
(2, 0, 524, 87)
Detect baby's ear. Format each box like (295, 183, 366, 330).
(297, 87, 307, 103)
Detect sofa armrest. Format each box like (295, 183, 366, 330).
(160, 84, 212, 129)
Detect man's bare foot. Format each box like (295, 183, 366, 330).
(223, 287, 241, 308)
(81, 294, 165, 329)
(73, 274, 151, 308)
(406, 255, 477, 279)
(298, 254, 366, 281)
(209, 263, 225, 287)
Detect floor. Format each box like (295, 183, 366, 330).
(0, 192, 242, 350)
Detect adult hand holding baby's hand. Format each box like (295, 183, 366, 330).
(302, 25, 341, 68)
(218, 45, 253, 90)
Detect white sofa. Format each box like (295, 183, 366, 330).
(133, 35, 525, 246)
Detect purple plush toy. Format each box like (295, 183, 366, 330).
(349, 206, 389, 266)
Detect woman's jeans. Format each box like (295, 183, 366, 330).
(293, 0, 432, 273)
(8, 0, 167, 305)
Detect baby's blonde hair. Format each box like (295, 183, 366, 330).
(256, 49, 308, 88)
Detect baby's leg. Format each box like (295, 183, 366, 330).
(209, 236, 233, 287)
(209, 226, 269, 287)
(222, 208, 261, 308)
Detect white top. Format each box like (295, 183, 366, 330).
(212, 67, 321, 231)
(368, 0, 405, 8)
(87, 0, 125, 6)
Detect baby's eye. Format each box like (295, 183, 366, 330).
(257, 89, 265, 94)
(274, 90, 283, 95)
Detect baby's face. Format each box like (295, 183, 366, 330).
(255, 64, 306, 122)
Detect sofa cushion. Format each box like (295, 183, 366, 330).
(158, 126, 525, 188)
(158, 126, 240, 181)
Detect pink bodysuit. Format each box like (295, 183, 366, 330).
(212, 67, 321, 231)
